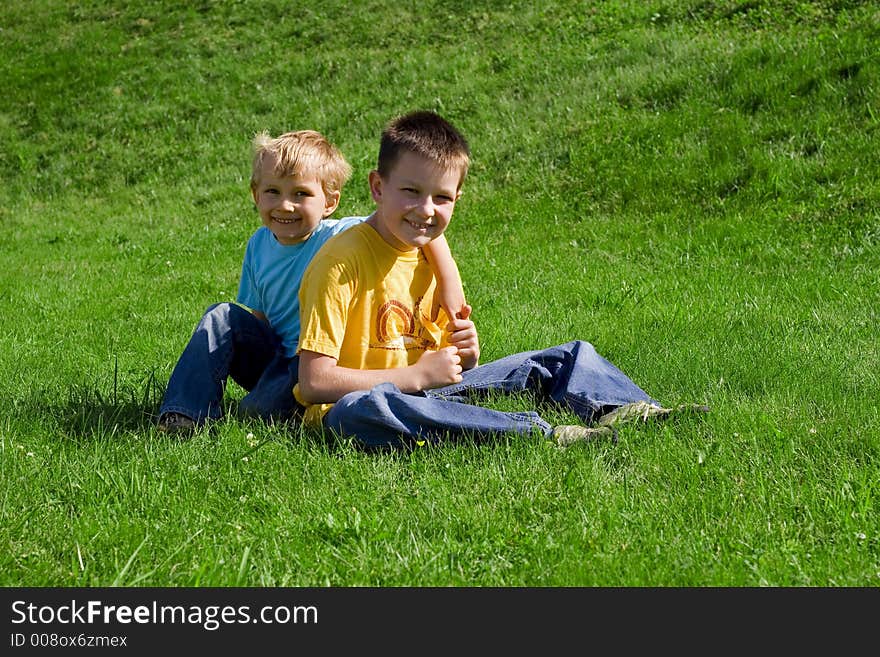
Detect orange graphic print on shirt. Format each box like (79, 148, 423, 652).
(373, 296, 441, 352)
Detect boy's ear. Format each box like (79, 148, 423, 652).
(323, 190, 341, 217)
(250, 183, 259, 206)
(368, 170, 383, 203)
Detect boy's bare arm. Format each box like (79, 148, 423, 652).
(421, 235, 467, 319)
(298, 348, 464, 405)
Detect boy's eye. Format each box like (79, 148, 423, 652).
(265, 188, 279, 195)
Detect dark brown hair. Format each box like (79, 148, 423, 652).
(377, 111, 470, 188)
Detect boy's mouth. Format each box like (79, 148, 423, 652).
(404, 218, 432, 230)
(273, 216, 299, 224)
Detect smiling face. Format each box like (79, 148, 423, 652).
(367, 150, 463, 252)
(251, 153, 340, 245)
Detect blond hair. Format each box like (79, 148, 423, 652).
(250, 130, 352, 194)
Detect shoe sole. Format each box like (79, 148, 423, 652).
(598, 403, 710, 427)
(555, 425, 618, 447)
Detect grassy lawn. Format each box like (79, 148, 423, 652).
(1, 0, 878, 586)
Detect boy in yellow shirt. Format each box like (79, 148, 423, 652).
(295, 111, 707, 449)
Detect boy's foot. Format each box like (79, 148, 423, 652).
(553, 424, 618, 447)
(597, 402, 710, 427)
(157, 412, 196, 437)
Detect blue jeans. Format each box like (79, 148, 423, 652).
(158, 303, 301, 425)
(324, 340, 656, 449)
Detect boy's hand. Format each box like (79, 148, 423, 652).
(445, 304, 480, 370)
(415, 346, 463, 389)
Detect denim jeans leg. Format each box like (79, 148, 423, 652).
(239, 354, 302, 422)
(429, 340, 657, 424)
(324, 382, 552, 450)
(159, 302, 279, 424)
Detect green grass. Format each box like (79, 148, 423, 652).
(1, 0, 878, 586)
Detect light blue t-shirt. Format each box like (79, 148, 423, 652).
(236, 216, 367, 357)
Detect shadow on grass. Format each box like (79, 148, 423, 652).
(10, 362, 167, 441)
(40, 377, 602, 447)
(44, 376, 318, 448)
(52, 373, 165, 438)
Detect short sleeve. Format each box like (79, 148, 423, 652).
(297, 255, 356, 359)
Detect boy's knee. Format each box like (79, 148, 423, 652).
(571, 339, 597, 355)
(199, 302, 253, 329)
(333, 388, 374, 413)
(327, 384, 398, 431)
(203, 301, 241, 318)
(199, 302, 230, 324)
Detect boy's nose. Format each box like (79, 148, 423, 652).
(415, 197, 435, 218)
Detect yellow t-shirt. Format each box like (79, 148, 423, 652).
(294, 222, 450, 426)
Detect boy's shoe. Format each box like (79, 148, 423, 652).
(553, 424, 618, 447)
(157, 412, 196, 437)
(597, 401, 710, 427)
